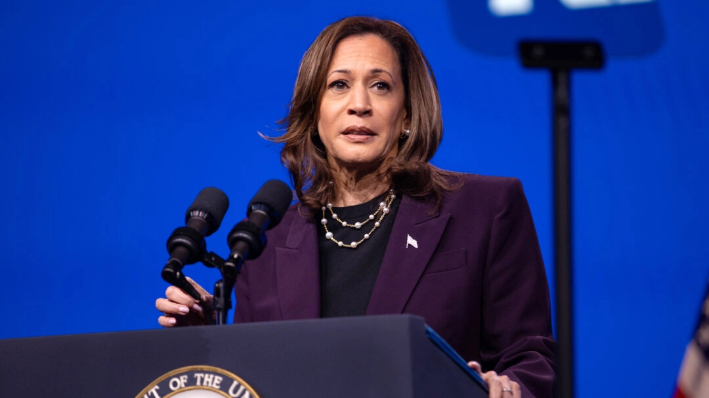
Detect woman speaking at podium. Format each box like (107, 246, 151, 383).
(156, 16, 556, 398)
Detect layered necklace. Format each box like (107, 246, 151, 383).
(321, 188, 396, 249)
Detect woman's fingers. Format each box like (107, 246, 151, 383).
(158, 312, 206, 327)
(155, 297, 194, 328)
(156, 279, 215, 328)
(511, 380, 521, 396)
(467, 361, 482, 374)
(498, 375, 516, 396)
(155, 297, 191, 316)
(483, 371, 502, 397)
(165, 285, 204, 312)
(466, 362, 521, 398)
(186, 277, 212, 304)
(157, 315, 177, 327)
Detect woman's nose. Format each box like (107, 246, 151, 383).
(347, 85, 372, 116)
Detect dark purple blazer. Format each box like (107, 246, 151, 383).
(234, 174, 556, 398)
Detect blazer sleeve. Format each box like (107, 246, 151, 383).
(481, 178, 557, 398)
(234, 259, 253, 323)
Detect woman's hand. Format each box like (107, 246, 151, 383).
(155, 277, 214, 327)
(467, 361, 521, 398)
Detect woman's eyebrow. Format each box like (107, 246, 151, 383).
(328, 69, 351, 78)
(327, 68, 394, 80)
(370, 68, 394, 80)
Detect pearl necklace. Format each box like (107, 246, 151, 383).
(320, 189, 396, 249)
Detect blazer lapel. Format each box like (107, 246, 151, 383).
(366, 195, 451, 315)
(275, 210, 321, 320)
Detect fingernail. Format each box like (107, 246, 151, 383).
(192, 303, 203, 313)
(178, 306, 189, 314)
(168, 318, 176, 325)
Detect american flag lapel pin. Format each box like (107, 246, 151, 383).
(406, 234, 418, 249)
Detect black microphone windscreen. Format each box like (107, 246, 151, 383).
(247, 179, 293, 229)
(185, 187, 230, 235)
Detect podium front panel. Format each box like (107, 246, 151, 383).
(0, 315, 486, 398)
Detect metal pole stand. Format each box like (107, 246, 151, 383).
(201, 251, 236, 325)
(519, 41, 604, 398)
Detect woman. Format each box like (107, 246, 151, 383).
(156, 16, 556, 398)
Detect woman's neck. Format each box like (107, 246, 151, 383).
(330, 167, 390, 207)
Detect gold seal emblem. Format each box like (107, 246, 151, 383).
(135, 365, 260, 398)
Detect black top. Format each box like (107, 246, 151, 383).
(318, 192, 402, 318)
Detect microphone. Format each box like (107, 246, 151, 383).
(212, 180, 291, 325)
(225, 179, 292, 270)
(162, 187, 229, 303)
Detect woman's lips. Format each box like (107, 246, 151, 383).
(343, 126, 375, 135)
(342, 126, 376, 142)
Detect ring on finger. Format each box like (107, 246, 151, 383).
(502, 387, 513, 394)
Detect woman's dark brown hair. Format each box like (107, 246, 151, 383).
(269, 16, 461, 212)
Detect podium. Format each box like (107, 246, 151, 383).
(0, 315, 487, 397)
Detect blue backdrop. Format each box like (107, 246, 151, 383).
(1, 2, 707, 397)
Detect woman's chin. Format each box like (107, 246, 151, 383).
(331, 155, 387, 172)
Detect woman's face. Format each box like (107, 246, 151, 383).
(317, 34, 407, 174)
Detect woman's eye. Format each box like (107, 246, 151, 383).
(329, 80, 347, 90)
(373, 81, 390, 91)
